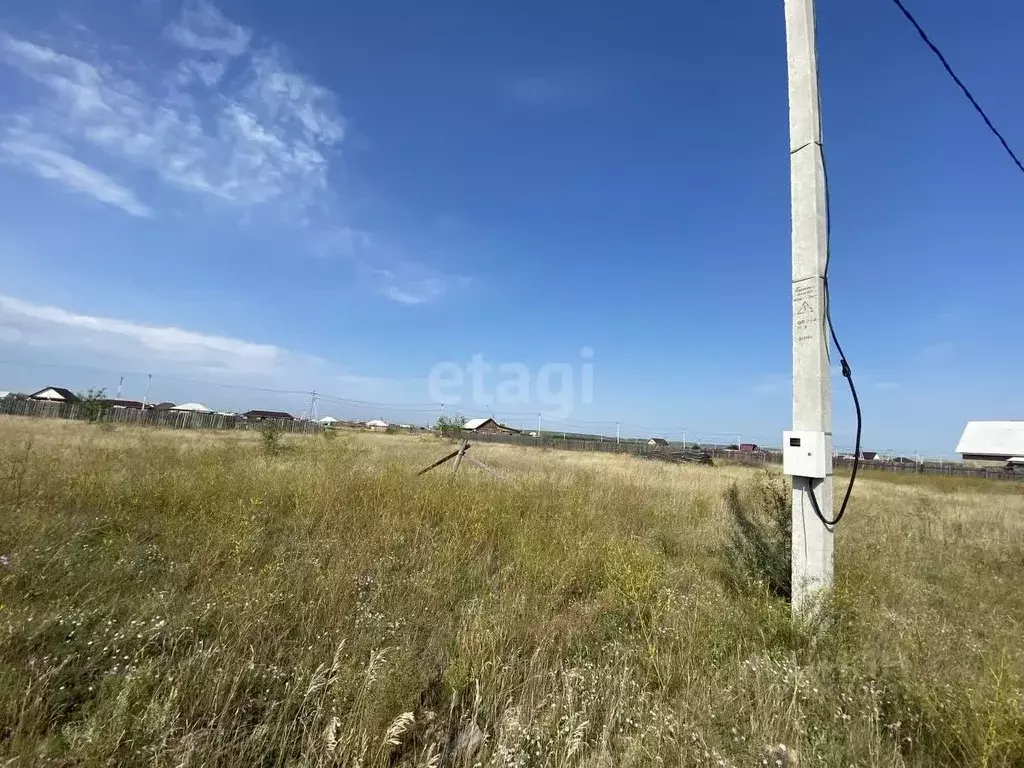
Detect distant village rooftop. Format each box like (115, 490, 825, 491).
(463, 417, 519, 435)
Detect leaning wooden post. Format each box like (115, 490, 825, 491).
(452, 440, 469, 474)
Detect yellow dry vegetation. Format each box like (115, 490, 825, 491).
(1, 416, 1022, 766)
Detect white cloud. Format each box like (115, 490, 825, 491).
(165, 0, 250, 56)
(0, 4, 458, 305)
(0, 18, 343, 213)
(0, 294, 437, 410)
(370, 265, 456, 305)
(0, 130, 152, 217)
(0, 294, 303, 376)
(383, 281, 445, 305)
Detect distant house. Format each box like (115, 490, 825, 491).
(171, 402, 212, 413)
(100, 399, 145, 410)
(29, 387, 79, 403)
(152, 402, 176, 411)
(318, 416, 339, 424)
(462, 417, 520, 435)
(244, 409, 293, 422)
(647, 437, 669, 447)
(739, 443, 759, 452)
(860, 451, 878, 461)
(956, 421, 1024, 467)
(366, 419, 389, 432)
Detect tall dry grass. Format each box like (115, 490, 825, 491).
(0, 416, 1022, 766)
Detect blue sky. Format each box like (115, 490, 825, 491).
(0, 0, 1021, 455)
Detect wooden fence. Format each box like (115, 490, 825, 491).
(453, 430, 1024, 483)
(4, 398, 1020, 483)
(0, 397, 324, 434)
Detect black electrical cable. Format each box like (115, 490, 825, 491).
(890, 0, 1024, 176)
(801, 0, 1022, 527)
(789, 20, 864, 529)
(801, 140, 861, 528)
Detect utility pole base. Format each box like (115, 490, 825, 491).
(791, 473, 834, 616)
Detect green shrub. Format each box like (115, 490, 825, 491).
(259, 423, 282, 455)
(435, 414, 466, 435)
(722, 472, 791, 600)
(76, 387, 109, 423)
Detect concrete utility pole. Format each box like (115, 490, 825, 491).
(616, 421, 620, 444)
(785, 0, 834, 615)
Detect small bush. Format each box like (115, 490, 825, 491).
(76, 387, 109, 423)
(435, 415, 466, 435)
(722, 472, 791, 600)
(260, 423, 282, 455)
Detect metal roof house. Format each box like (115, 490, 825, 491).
(244, 409, 293, 421)
(647, 437, 669, 447)
(100, 399, 145, 409)
(955, 421, 1024, 467)
(29, 386, 79, 402)
(462, 417, 519, 434)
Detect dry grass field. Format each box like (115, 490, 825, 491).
(1, 416, 1022, 766)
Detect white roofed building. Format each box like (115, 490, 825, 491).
(171, 402, 212, 413)
(462, 417, 519, 435)
(29, 387, 79, 402)
(366, 419, 389, 432)
(956, 421, 1024, 467)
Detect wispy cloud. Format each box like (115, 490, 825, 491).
(0, 16, 343, 212)
(370, 264, 465, 306)
(165, 0, 250, 55)
(0, 294, 301, 376)
(0, 294, 436, 408)
(0, 129, 152, 217)
(0, 2, 460, 304)
(381, 280, 446, 306)
(506, 73, 596, 109)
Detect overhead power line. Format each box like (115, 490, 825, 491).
(890, 0, 1024, 175)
